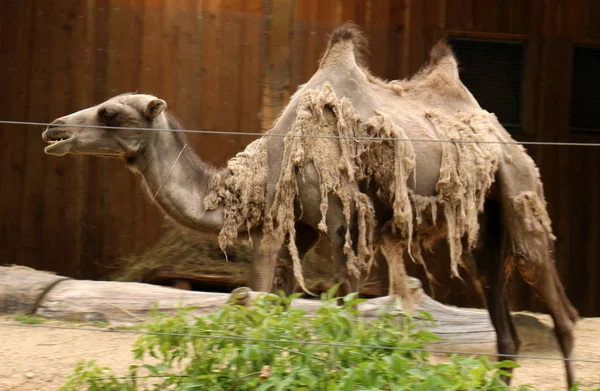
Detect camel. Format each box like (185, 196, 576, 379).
(42, 23, 578, 387)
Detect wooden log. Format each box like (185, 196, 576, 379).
(0, 266, 498, 351)
(0, 266, 70, 314)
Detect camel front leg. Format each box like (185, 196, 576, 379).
(379, 237, 414, 311)
(249, 233, 277, 293)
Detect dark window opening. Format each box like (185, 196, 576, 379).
(448, 38, 525, 132)
(570, 46, 600, 133)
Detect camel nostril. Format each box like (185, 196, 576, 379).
(49, 119, 66, 129)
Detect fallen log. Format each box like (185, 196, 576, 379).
(0, 266, 498, 351)
(0, 265, 69, 314)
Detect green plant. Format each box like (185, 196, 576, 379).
(14, 313, 45, 325)
(61, 289, 530, 391)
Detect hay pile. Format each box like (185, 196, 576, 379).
(110, 224, 336, 287)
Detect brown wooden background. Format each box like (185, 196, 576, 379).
(1, 0, 599, 315)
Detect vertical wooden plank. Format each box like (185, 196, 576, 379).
(445, 0, 474, 31)
(368, 0, 390, 78)
(40, 0, 75, 276)
(407, 0, 426, 75)
(219, 0, 243, 145)
(587, 0, 600, 39)
(510, 0, 534, 35)
(472, 0, 499, 32)
(139, 0, 164, 93)
(317, 0, 342, 24)
(237, 0, 264, 135)
(63, 0, 98, 279)
(341, 0, 359, 22)
(199, 0, 222, 135)
(17, 1, 55, 269)
(81, 0, 113, 279)
(423, 0, 446, 61)
(564, 147, 587, 313)
(260, 0, 296, 131)
(0, 0, 32, 265)
(560, 0, 586, 38)
(584, 148, 599, 315)
(94, 0, 131, 279)
(171, 0, 203, 128)
(295, 0, 319, 85)
(390, 0, 408, 79)
(397, 0, 412, 78)
(160, 0, 179, 103)
(520, 0, 543, 138)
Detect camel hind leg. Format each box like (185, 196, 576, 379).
(504, 191, 578, 387)
(501, 189, 578, 388)
(512, 250, 578, 388)
(474, 200, 520, 385)
(494, 142, 578, 388)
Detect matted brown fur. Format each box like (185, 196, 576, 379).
(203, 23, 555, 298)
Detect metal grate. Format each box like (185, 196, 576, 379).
(448, 38, 525, 132)
(570, 46, 600, 133)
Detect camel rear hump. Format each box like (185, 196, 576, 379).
(318, 22, 368, 70)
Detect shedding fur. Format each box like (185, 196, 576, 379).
(205, 83, 509, 295)
(201, 27, 561, 305)
(266, 84, 379, 293)
(204, 138, 269, 253)
(425, 110, 502, 277)
(508, 191, 556, 269)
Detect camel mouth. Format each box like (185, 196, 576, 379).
(43, 129, 75, 156)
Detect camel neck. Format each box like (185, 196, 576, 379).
(134, 130, 224, 232)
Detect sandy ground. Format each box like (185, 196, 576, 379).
(0, 315, 599, 391)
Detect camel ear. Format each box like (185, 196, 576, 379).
(145, 99, 167, 119)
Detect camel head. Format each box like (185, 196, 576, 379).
(42, 93, 168, 158)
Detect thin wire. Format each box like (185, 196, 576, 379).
(2, 322, 598, 364)
(152, 143, 187, 202)
(4, 119, 600, 147)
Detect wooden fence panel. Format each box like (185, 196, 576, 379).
(0, 0, 599, 314)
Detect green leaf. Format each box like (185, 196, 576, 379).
(496, 359, 520, 369)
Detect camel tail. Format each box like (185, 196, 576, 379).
(319, 22, 369, 69)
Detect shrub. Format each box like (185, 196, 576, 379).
(61, 289, 530, 391)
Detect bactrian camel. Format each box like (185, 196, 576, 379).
(43, 23, 577, 387)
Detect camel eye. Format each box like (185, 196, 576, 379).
(98, 107, 118, 125)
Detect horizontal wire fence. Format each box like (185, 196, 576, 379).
(3, 119, 600, 147)
(2, 321, 599, 364)
(1, 118, 599, 373)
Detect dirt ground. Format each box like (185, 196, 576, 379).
(0, 315, 598, 391)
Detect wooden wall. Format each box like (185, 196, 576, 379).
(1, 0, 599, 315)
